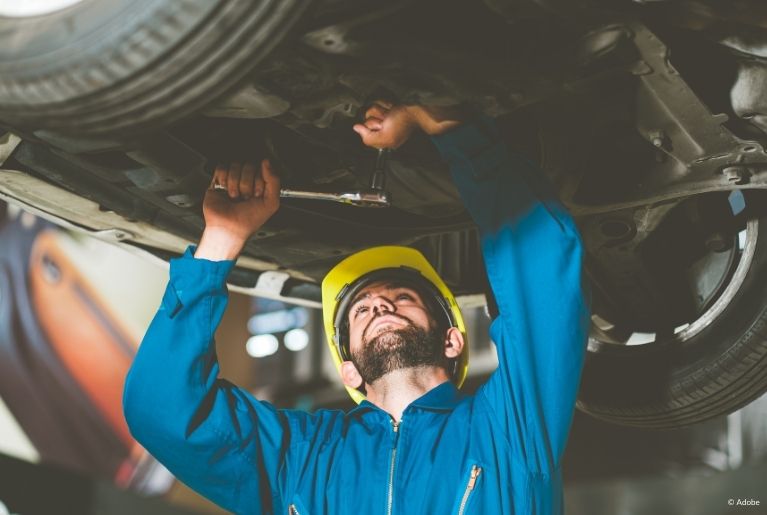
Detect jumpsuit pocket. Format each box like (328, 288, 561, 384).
(288, 498, 309, 515)
(456, 464, 483, 515)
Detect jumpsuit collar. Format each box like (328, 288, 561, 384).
(348, 381, 464, 418)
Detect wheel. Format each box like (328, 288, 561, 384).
(578, 191, 767, 428)
(0, 0, 310, 136)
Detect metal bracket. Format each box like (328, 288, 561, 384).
(569, 22, 767, 217)
(0, 133, 22, 168)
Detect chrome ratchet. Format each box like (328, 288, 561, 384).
(279, 188, 391, 207)
(211, 150, 392, 208)
(280, 149, 392, 208)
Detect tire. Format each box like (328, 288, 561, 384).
(0, 0, 310, 136)
(577, 198, 767, 428)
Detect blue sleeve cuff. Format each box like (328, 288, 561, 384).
(168, 246, 236, 305)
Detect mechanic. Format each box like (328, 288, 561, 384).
(123, 103, 589, 514)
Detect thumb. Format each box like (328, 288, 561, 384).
(353, 123, 371, 138)
(353, 123, 381, 148)
(261, 159, 281, 207)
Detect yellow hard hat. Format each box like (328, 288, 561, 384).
(321, 245, 468, 404)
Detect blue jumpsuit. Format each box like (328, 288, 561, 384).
(124, 118, 590, 514)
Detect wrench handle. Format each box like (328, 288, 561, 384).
(279, 189, 390, 207)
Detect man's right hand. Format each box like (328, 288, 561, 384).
(194, 159, 280, 261)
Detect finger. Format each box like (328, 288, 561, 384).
(353, 122, 373, 139)
(353, 123, 385, 148)
(364, 105, 388, 121)
(240, 162, 256, 199)
(227, 162, 242, 199)
(253, 167, 265, 199)
(261, 159, 281, 209)
(362, 116, 383, 131)
(210, 164, 228, 190)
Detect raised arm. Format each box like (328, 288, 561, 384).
(123, 160, 289, 513)
(430, 118, 589, 477)
(356, 107, 590, 477)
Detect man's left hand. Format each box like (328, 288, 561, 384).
(353, 101, 418, 149)
(353, 102, 464, 149)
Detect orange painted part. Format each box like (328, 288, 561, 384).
(28, 230, 137, 448)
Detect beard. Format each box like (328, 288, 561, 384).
(350, 315, 449, 385)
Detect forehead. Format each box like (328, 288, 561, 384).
(349, 280, 424, 306)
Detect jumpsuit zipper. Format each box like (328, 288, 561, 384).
(386, 418, 402, 515)
(289, 419, 404, 515)
(457, 465, 482, 515)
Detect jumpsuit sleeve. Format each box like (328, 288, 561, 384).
(123, 247, 290, 514)
(431, 117, 590, 476)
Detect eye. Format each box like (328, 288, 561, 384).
(353, 304, 369, 318)
(396, 293, 414, 301)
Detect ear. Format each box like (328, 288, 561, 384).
(443, 327, 465, 359)
(340, 361, 364, 389)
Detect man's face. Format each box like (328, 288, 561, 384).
(345, 281, 448, 384)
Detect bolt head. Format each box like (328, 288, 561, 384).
(723, 166, 748, 184)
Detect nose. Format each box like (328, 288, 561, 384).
(371, 295, 395, 315)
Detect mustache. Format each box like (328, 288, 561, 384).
(363, 312, 414, 340)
